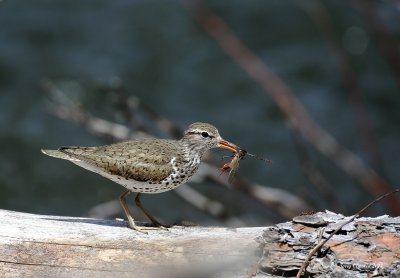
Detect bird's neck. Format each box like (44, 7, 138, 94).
(179, 139, 206, 164)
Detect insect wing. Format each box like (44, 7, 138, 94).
(227, 155, 241, 184)
(228, 168, 238, 184)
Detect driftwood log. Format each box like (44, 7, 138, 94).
(0, 209, 399, 277)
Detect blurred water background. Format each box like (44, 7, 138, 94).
(0, 0, 399, 226)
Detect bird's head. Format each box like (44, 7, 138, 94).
(182, 122, 240, 154)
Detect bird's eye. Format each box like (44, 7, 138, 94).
(201, 132, 209, 138)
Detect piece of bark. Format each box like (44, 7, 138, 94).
(1, 209, 399, 277)
(258, 210, 400, 277)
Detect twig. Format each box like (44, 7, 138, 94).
(296, 189, 399, 278)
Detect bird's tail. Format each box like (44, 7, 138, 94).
(41, 149, 80, 161)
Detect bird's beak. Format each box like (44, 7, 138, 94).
(218, 139, 241, 153)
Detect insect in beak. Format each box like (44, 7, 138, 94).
(221, 149, 247, 184)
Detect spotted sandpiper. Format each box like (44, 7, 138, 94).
(42, 122, 240, 232)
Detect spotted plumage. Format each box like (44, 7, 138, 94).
(42, 122, 240, 232)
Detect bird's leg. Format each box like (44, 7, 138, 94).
(134, 193, 171, 229)
(119, 190, 147, 233)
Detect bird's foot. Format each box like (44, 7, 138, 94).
(145, 220, 171, 230)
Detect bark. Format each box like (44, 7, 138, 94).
(258, 211, 400, 277)
(0, 209, 398, 277)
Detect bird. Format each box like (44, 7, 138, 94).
(42, 122, 240, 232)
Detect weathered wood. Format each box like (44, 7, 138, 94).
(0, 209, 262, 278)
(0, 209, 399, 277)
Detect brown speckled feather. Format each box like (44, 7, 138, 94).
(59, 139, 183, 182)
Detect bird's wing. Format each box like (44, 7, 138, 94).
(58, 140, 177, 182)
